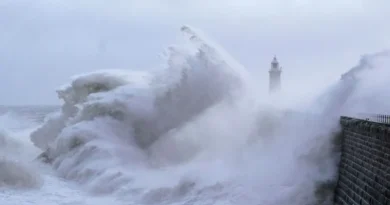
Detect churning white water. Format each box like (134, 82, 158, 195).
(1, 26, 390, 205)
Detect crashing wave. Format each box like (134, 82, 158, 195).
(340, 50, 390, 115)
(30, 26, 247, 198)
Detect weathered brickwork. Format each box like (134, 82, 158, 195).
(334, 117, 390, 205)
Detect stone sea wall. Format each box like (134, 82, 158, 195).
(333, 116, 390, 205)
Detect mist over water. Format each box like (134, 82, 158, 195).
(1, 26, 389, 205)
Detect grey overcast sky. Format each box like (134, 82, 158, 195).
(0, 0, 389, 105)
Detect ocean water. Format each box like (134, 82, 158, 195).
(1, 26, 390, 205)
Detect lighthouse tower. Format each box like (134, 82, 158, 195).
(269, 56, 282, 93)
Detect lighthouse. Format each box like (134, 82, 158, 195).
(269, 56, 282, 93)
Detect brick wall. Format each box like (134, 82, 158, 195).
(334, 117, 390, 205)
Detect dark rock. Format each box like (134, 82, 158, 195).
(36, 150, 53, 164)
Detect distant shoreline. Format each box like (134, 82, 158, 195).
(0, 105, 60, 108)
